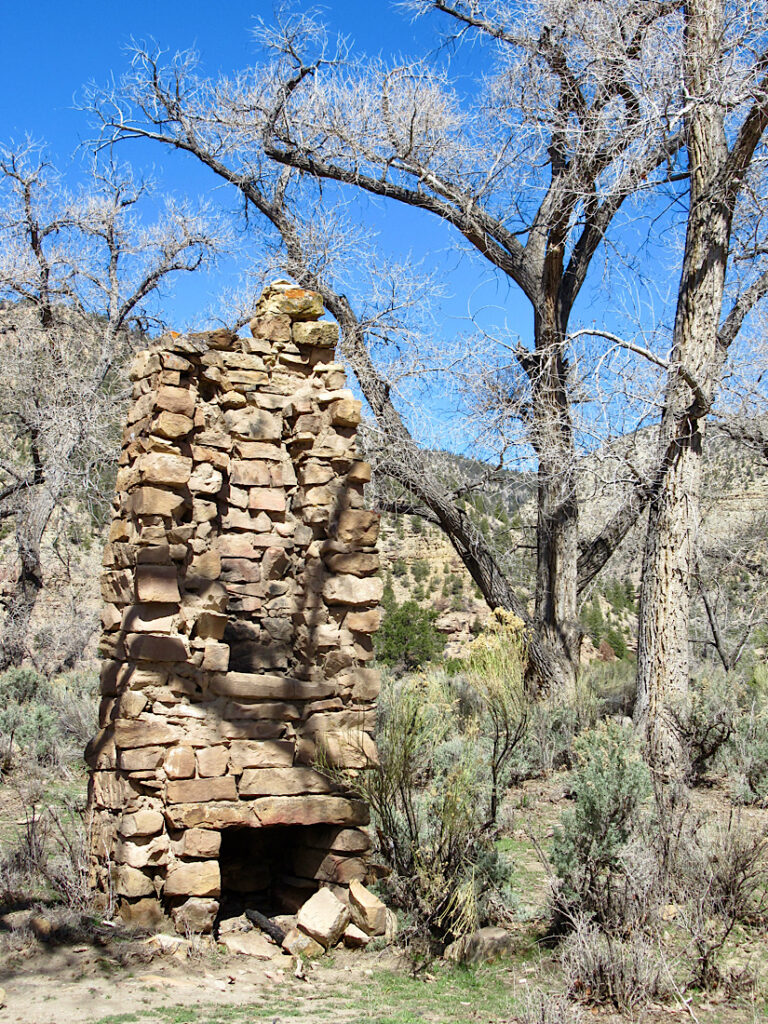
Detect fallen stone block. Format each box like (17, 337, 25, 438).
(444, 926, 516, 965)
(348, 880, 388, 936)
(296, 888, 350, 949)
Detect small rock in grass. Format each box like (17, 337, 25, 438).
(444, 926, 515, 965)
(282, 926, 324, 959)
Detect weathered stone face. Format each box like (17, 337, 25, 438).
(87, 282, 380, 931)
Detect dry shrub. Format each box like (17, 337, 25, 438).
(672, 813, 768, 989)
(326, 613, 529, 951)
(549, 720, 652, 929)
(0, 789, 93, 912)
(519, 990, 584, 1024)
(561, 916, 667, 1013)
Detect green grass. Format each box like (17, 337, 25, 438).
(88, 962, 527, 1024)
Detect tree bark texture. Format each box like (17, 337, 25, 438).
(636, 0, 731, 774)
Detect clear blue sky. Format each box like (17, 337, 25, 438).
(0, 1, 531, 336)
(3, 2, 659, 458)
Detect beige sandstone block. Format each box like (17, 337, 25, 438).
(349, 880, 387, 936)
(164, 801, 261, 830)
(162, 352, 192, 371)
(171, 897, 219, 934)
(123, 633, 188, 663)
(130, 487, 186, 518)
(323, 552, 380, 577)
(90, 772, 129, 810)
(192, 498, 218, 522)
(115, 834, 170, 869)
(251, 795, 369, 828)
(194, 611, 227, 639)
(202, 641, 230, 672)
(333, 510, 380, 546)
(135, 564, 180, 603)
(335, 668, 381, 700)
(109, 518, 132, 542)
(189, 463, 223, 494)
(291, 320, 337, 347)
(346, 608, 381, 633)
(166, 777, 238, 804)
(248, 313, 291, 342)
(117, 746, 165, 771)
(119, 809, 165, 838)
(343, 923, 371, 948)
(323, 574, 383, 607)
(330, 398, 362, 427)
(113, 864, 155, 898)
(156, 385, 195, 417)
(296, 888, 350, 949)
(282, 926, 325, 958)
(114, 718, 182, 748)
(258, 283, 324, 321)
(163, 746, 196, 779)
(224, 407, 281, 441)
(222, 508, 256, 531)
(347, 461, 371, 483)
(249, 488, 286, 513)
(101, 569, 134, 605)
(228, 739, 295, 771)
(122, 604, 176, 634)
(154, 411, 194, 438)
(209, 672, 334, 700)
(195, 745, 229, 777)
(299, 461, 334, 486)
(116, 691, 148, 719)
(261, 547, 288, 580)
(137, 452, 192, 486)
(119, 897, 166, 929)
(102, 603, 122, 631)
(175, 828, 222, 859)
(238, 767, 332, 797)
(129, 350, 161, 380)
(164, 860, 221, 898)
(188, 550, 221, 581)
(191, 445, 230, 469)
(85, 730, 117, 770)
(292, 849, 366, 885)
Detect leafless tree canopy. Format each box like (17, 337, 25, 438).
(0, 143, 220, 668)
(85, 0, 719, 693)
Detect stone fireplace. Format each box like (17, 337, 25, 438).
(86, 282, 381, 933)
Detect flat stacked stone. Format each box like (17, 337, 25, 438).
(86, 282, 381, 933)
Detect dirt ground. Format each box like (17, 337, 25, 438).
(1, 774, 767, 1024)
(0, 931, 405, 1024)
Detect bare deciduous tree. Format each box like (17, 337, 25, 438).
(0, 143, 219, 668)
(88, 0, 688, 692)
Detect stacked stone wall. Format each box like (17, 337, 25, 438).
(86, 282, 382, 933)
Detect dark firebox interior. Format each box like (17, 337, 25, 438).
(217, 825, 322, 923)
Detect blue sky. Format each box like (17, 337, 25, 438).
(0, 2, 532, 337)
(1, 2, 675, 459)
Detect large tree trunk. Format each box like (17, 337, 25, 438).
(529, 291, 581, 695)
(635, 0, 730, 775)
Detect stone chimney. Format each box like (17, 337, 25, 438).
(86, 283, 381, 934)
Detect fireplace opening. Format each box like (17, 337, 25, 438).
(217, 825, 320, 926)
